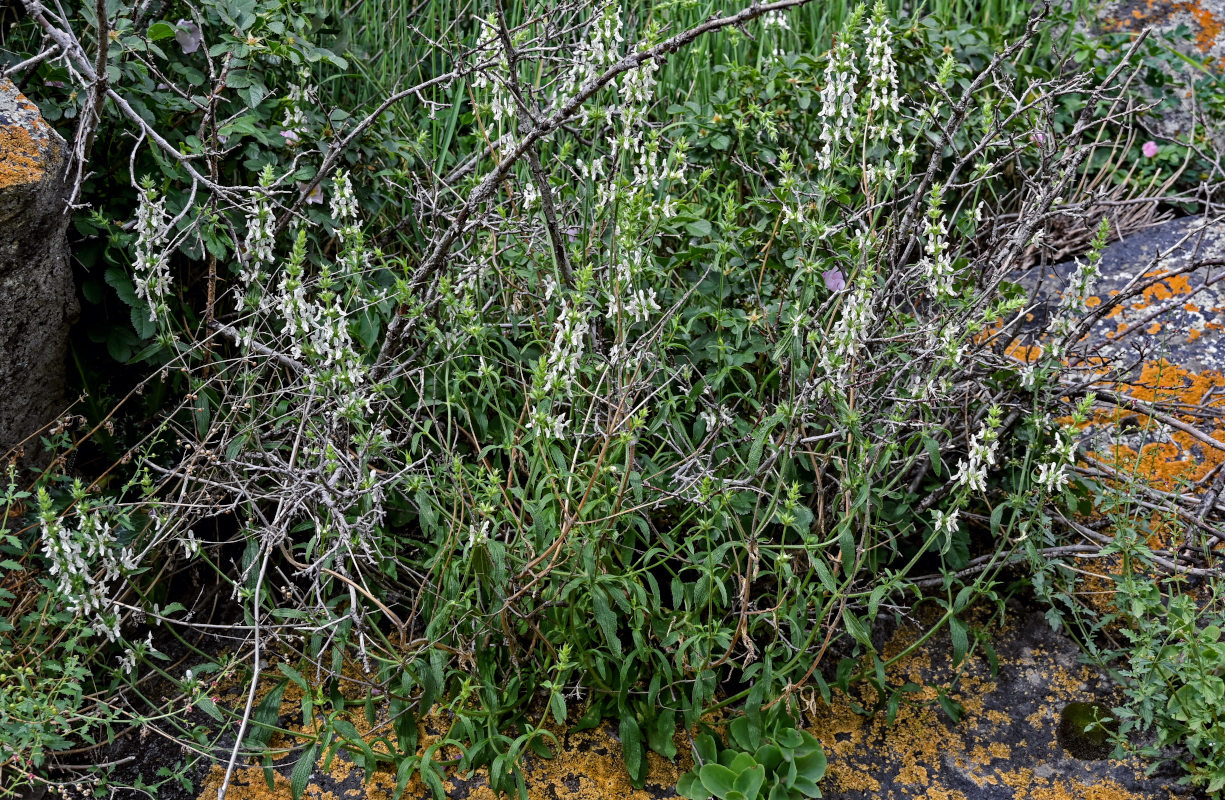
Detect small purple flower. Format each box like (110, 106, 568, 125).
(822, 268, 846, 293)
(175, 20, 203, 55)
(1142, 140, 1158, 158)
(280, 129, 301, 145)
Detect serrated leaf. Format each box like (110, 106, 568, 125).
(620, 715, 645, 787)
(950, 617, 969, 668)
(592, 590, 621, 657)
(291, 744, 318, 800)
(245, 680, 287, 750)
(278, 662, 308, 691)
(685, 218, 713, 237)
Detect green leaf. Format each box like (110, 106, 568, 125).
(794, 738, 827, 782)
(592, 590, 622, 657)
(291, 744, 318, 800)
(733, 765, 765, 799)
(949, 616, 969, 668)
(937, 693, 965, 723)
(685, 218, 713, 237)
(245, 680, 287, 750)
(148, 21, 177, 40)
(699, 763, 736, 797)
(620, 715, 646, 787)
(728, 716, 753, 751)
(921, 434, 944, 477)
(278, 662, 308, 691)
(197, 696, 224, 722)
(105, 267, 138, 306)
(678, 772, 710, 800)
(747, 414, 781, 475)
(753, 744, 782, 772)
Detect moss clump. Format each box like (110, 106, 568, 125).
(1058, 702, 1118, 760)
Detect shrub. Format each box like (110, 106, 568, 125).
(2, 0, 1223, 796)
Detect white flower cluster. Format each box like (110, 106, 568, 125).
(470, 15, 516, 127)
(132, 182, 172, 323)
(116, 632, 160, 676)
(918, 184, 957, 299)
(815, 262, 877, 394)
(862, 0, 900, 143)
(622, 286, 661, 323)
(563, 3, 625, 101)
(275, 231, 314, 359)
(543, 299, 587, 394)
(1053, 217, 1108, 335)
(816, 14, 861, 170)
(38, 488, 137, 642)
(282, 75, 315, 137)
(951, 413, 1001, 493)
(762, 10, 791, 31)
(932, 507, 960, 540)
(330, 169, 359, 231)
(238, 167, 277, 311)
(1035, 427, 1077, 492)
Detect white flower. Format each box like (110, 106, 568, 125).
(181, 529, 200, 558)
(132, 183, 172, 322)
(1035, 462, 1068, 492)
(762, 10, 791, 30)
(622, 287, 661, 324)
(933, 507, 960, 539)
(863, 1, 900, 141)
(952, 458, 986, 493)
(816, 18, 860, 170)
(330, 169, 359, 224)
(118, 649, 136, 675)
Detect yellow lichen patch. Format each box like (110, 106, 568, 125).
(194, 640, 696, 800)
(803, 608, 1169, 800)
(0, 123, 50, 187)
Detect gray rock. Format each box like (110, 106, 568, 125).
(0, 78, 78, 462)
(1024, 214, 1225, 374)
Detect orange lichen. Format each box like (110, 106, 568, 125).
(0, 123, 49, 187)
(1103, 0, 1225, 54)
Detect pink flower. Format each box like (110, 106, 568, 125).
(280, 129, 300, 145)
(822, 268, 846, 293)
(297, 181, 324, 204)
(175, 20, 203, 54)
(1142, 140, 1158, 158)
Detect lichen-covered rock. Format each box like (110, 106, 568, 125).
(0, 78, 78, 460)
(1022, 216, 1225, 500)
(1102, 0, 1225, 62)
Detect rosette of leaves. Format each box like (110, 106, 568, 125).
(677, 717, 828, 800)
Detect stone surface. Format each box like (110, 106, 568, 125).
(1021, 215, 1225, 502)
(0, 78, 78, 459)
(1102, 0, 1225, 63)
(809, 607, 1200, 800)
(1032, 214, 1225, 372)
